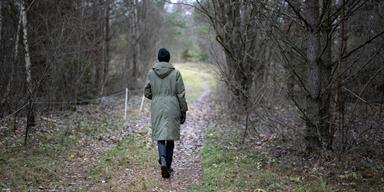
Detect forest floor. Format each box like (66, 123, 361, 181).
(0, 62, 217, 191)
(1, 63, 383, 191)
(84, 63, 216, 191)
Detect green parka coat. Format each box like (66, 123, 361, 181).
(144, 62, 188, 141)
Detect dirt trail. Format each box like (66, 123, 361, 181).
(170, 82, 212, 190)
(50, 63, 216, 191)
(87, 81, 214, 191)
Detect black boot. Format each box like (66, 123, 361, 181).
(167, 167, 174, 174)
(160, 156, 170, 178)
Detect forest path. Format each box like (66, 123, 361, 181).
(88, 63, 217, 191)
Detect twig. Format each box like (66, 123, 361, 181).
(0, 103, 28, 123)
(343, 87, 367, 104)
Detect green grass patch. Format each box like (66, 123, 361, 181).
(0, 132, 68, 191)
(189, 127, 334, 192)
(90, 133, 157, 180)
(84, 132, 161, 191)
(0, 104, 126, 191)
(175, 63, 217, 103)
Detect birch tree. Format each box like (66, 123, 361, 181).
(20, 0, 34, 144)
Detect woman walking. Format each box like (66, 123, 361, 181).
(144, 48, 188, 178)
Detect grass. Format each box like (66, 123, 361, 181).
(90, 133, 157, 180)
(191, 111, 384, 192)
(84, 132, 160, 191)
(81, 62, 218, 191)
(0, 128, 72, 191)
(0, 137, 66, 191)
(175, 62, 217, 103)
(189, 127, 334, 192)
(0, 62, 217, 191)
(0, 103, 126, 191)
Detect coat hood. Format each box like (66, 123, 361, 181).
(152, 62, 175, 79)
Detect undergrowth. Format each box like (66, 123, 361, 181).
(82, 132, 159, 191)
(90, 133, 157, 180)
(189, 126, 334, 192)
(0, 103, 126, 191)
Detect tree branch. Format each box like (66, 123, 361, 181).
(342, 30, 384, 60)
(284, 0, 310, 29)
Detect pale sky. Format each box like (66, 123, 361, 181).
(165, 0, 195, 15)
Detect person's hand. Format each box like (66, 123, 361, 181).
(180, 111, 186, 124)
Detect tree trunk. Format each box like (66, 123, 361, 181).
(336, 0, 347, 151)
(128, 0, 139, 83)
(101, 0, 111, 95)
(0, 0, 2, 43)
(74, 3, 85, 104)
(1, 0, 21, 110)
(305, 0, 321, 150)
(319, 0, 333, 150)
(21, 0, 35, 145)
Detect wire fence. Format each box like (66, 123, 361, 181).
(0, 88, 144, 124)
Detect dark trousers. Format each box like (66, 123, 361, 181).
(157, 140, 174, 168)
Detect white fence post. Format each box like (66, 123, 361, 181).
(139, 95, 145, 114)
(124, 88, 128, 120)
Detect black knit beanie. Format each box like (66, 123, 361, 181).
(158, 48, 170, 62)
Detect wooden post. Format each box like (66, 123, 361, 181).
(13, 112, 17, 134)
(124, 88, 128, 120)
(139, 95, 145, 114)
(25, 96, 33, 145)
